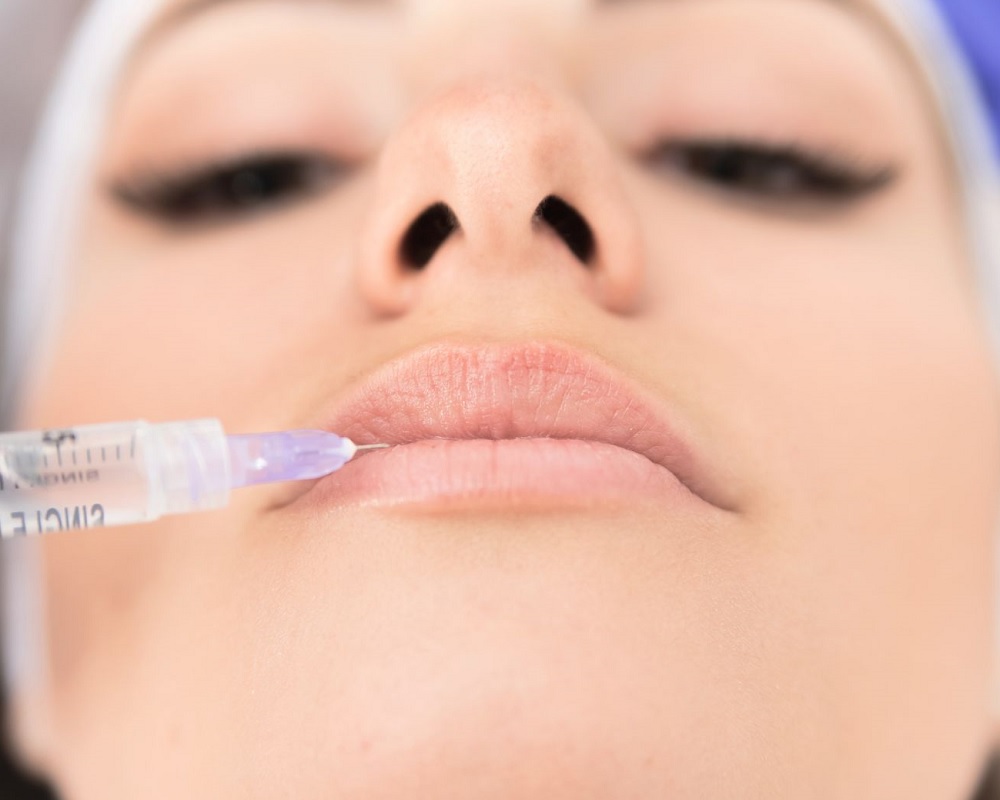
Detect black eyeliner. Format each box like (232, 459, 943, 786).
(646, 137, 900, 201)
(109, 149, 345, 225)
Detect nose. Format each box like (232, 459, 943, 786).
(356, 81, 644, 316)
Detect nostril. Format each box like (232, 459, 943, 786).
(400, 202, 460, 269)
(532, 195, 596, 265)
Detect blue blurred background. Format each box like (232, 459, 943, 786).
(935, 0, 1000, 159)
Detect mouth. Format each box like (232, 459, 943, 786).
(273, 341, 733, 514)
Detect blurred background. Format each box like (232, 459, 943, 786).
(1, 3, 84, 796)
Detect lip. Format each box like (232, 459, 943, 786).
(274, 341, 733, 513)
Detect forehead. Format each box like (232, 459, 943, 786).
(123, 0, 936, 143)
(131, 0, 925, 106)
(146, 0, 895, 40)
(134, 0, 925, 110)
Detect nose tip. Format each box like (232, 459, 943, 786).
(357, 80, 643, 316)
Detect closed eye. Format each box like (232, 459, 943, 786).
(644, 138, 899, 205)
(109, 151, 348, 227)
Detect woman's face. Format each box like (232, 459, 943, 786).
(15, 0, 1000, 796)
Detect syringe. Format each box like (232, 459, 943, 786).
(0, 419, 387, 538)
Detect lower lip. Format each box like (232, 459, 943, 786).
(281, 438, 696, 513)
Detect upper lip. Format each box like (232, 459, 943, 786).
(296, 340, 732, 511)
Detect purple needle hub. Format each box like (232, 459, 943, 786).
(227, 430, 365, 488)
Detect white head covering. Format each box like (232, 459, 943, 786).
(2, 0, 999, 707)
(1, 0, 165, 711)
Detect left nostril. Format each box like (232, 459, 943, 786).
(532, 195, 596, 265)
(400, 202, 461, 269)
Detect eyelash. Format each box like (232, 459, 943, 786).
(646, 138, 898, 203)
(109, 139, 897, 227)
(110, 151, 347, 226)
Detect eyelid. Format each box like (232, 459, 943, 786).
(109, 148, 346, 198)
(108, 149, 351, 226)
(641, 136, 901, 203)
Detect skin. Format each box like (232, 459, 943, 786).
(8, 0, 1000, 796)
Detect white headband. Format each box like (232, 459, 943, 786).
(3, 0, 999, 706)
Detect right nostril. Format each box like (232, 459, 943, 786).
(399, 202, 460, 269)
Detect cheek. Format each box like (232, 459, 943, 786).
(20, 182, 375, 433)
(16, 191, 381, 743)
(630, 174, 1000, 783)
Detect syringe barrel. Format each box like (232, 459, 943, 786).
(0, 419, 231, 538)
(143, 420, 231, 517)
